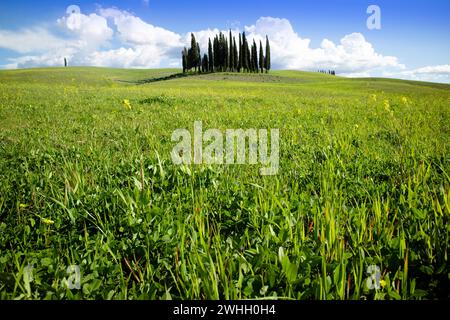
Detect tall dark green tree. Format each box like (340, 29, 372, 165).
(265, 35, 271, 73)
(224, 36, 229, 71)
(233, 37, 238, 71)
(201, 54, 208, 73)
(242, 32, 249, 72)
(259, 40, 264, 73)
(238, 33, 243, 72)
(229, 30, 234, 72)
(218, 32, 225, 71)
(196, 42, 201, 72)
(246, 40, 251, 72)
(182, 48, 188, 73)
(213, 36, 219, 71)
(252, 40, 258, 73)
(188, 33, 200, 71)
(185, 33, 201, 72)
(208, 39, 214, 72)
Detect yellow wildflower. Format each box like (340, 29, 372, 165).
(401, 96, 409, 105)
(380, 279, 387, 288)
(41, 217, 55, 225)
(370, 94, 377, 102)
(122, 99, 132, 110)
(383, 99, 390, 111)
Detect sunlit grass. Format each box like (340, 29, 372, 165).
(0, 67, 448, 300)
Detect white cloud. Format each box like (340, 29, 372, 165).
(383, 64, 450, 83)
(85, 45, 179, 68)
(243, 17, 404, 74)
(57, 11, 114, 49)
(99, 8, 181, 48)
(2, 7, 183, 69)
(407, 64, 450, 75)
(0, 28, 63, 53)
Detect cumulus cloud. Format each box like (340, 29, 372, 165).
(99, 8, 182, 48)
(383, 64, 450, 83)
(0, 28, 63, 53)
(85, 46, 179, 68)
(3, 7, 183, 69)
(57, 11, 114, 49)
(405, 64, 450, 75)
(243, 17, 404, 74)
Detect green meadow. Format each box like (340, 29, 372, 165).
(0, 67, 448, 299)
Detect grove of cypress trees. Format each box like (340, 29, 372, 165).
(182, 31, 271, 74)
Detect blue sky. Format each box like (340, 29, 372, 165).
(0, 0, 449, 82)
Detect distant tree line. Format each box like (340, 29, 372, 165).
(182, 32, 271, 74)
(318, 69, 336, 76)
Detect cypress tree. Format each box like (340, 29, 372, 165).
(182, 48, 188, 73)
(233, 37, 238, 71)
(225, 37, 229, 71)
(265, 35, 271, 73)
(213, 36, 219, 71)
(259, 41, 264, 73)
(238, 33, 243, 72)
(246, 42, 251, 72)
(229, 30, 234, 72)
(250, 42, 255, 72)
(202, 54, 208, 73)
(196, 42, 201, 72)
(208, 39, 214, 72)
(186, 34, 200, 72)
(187, 48, 192, 70)
(242, 32, 249, 72)
(189, 33, 199, 72)
(218, 33, 224, 71)
(252, 40, 258, 73)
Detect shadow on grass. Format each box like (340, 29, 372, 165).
(118, 72, 196, 85)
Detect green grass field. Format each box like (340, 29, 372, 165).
(0, 67, 449, 300)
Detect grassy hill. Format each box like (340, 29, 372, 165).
(0, 67, 449, 300)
